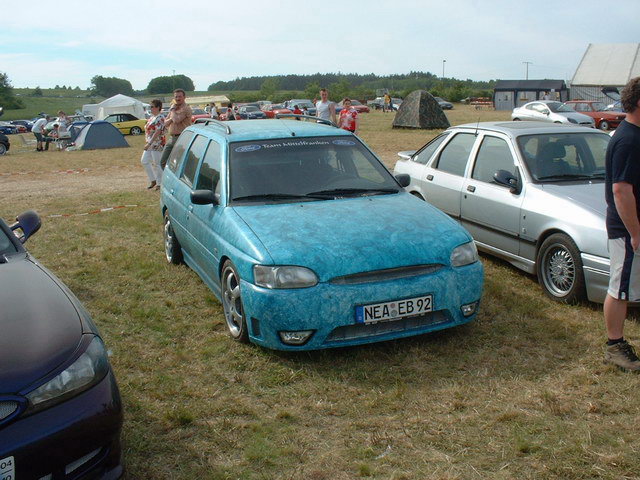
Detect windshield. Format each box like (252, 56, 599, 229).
(547, 102, 573, 113)
(517, 132, 610, 182)
(0, 222, 18, 257)
(229, 136, 400, 203)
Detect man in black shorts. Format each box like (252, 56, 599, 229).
(604, 76, 640, 370)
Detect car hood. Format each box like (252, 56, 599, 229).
(537, 181, 605, 216)
(0, 258, 83, 393)
(556, 111, 592, 123)
(232, 193, 470, 281)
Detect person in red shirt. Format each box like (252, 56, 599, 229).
(338, 98, 359, 134)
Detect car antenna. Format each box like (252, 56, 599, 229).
(474, 117, 480, 136)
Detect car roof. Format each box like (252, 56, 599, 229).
(188, 118, 350, 143)
(452, 121, 607, 137)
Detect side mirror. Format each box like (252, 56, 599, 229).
(191, 190, 218, 205)
(543, 109, 550, 115)
(494, 170, 520, 194)
(395, 173, 411, 188)
(397, 150, 416, 160)
(0, 107, 3, 117)
(10, 210, 42, 243)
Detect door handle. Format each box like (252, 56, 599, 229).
(170, 189, 175, 195)
(427, 174, 434, 181)
(467, 185, 476, 193)
(188, 205, 193, 212)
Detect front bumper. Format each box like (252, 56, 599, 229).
(0, 370, 123, 480)
(582, 253, 609, 304)
(241, 262, 484, 350)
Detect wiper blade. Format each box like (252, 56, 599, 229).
(537, 174, 598, 181)
(232, 193, 329, 201)
(307, 188, 399, 196)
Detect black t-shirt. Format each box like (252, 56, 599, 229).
(605, 120, 640, 238)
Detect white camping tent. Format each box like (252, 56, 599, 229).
(92, 94, 146, 121)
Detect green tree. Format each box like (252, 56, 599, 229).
(304, 82, 321, 101)
(33, 86, 43, 97)
(260, 78, 279, 100)
(147, 75, 195, 94)
(90, 75, 134, 97)
(328, 78, 351, 102)
(0, 72, 25, 109)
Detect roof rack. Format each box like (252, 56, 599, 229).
(275, 114, 337, 128)
(193, 117, 232, 134)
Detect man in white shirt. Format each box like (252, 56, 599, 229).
(316, 88, 336, 125)
(31, 115, 50, 152)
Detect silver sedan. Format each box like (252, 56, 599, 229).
(394, 121, 611, 303)
(512, 100, 594, 127)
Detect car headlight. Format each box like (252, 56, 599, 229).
(450, 242, 478, 267)
(26, 336, 110, 411)
(567, 118, 577, 124)
(254, 265, 318, 289)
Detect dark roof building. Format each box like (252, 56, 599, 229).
(493, 80, 568, 111)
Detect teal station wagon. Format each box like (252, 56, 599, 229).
(160, 118, 483, 350)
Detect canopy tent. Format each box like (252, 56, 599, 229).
(392, 90, 450, 130)
(89, 94, 146, 121)
(570, 43, 640, 102)
(184, 95, 230, 108)
(69, 121, 129, 150)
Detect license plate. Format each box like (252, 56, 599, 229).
(0, 457, 14, 480)
(356, 295, 433, 324)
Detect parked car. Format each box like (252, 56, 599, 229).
(512, 101, 594, 127)
(10, 120, 33, 132)
(0, 210, 123, 479)
(283, 99, 316, 116)
(191, 108, 212, 123)
(367, 97, 402, 111)
(0, 132, 10, 155)
(261, 104, 293, 118)
(394, 121, 612, 304)
(564, 100, 626, 130)
(237, 105, 267, 119)
(103, 113, 146, 135)
(0, 122, 18, 135)
(434, 97, 453, 110)
(336, 100, 370, 113)
(160, 119, 483, 350)
(605, 100, 623, 112)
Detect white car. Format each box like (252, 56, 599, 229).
(512, 101, 594, 127)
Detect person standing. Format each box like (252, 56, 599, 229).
(141, 99, 165, 190)
(316, 88, 336, 125)
(338, 98, 358, 134)
(603, 76, 640, 371)
(383, 93, 391, 113)
(31, 115, 50, 152)
(159, 89, 193, 169)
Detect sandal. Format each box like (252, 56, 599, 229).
(146, 181, 157, 189)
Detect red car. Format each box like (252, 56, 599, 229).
(261, 104, 293, 119)
(191, 107, 213, 123)
(564, 100, 626, 130)
(336, 100, 370, 114)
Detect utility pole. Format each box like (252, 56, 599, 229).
(442, 59, 446, 78)
(522, 61, 532, 80)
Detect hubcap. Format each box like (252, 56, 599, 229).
(543, 244, 575, 295)
(222, 266, 244, 337)
(164, 218, 174, 262)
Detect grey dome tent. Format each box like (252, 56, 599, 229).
(392, 90, 450, 129)
(71, 121, 129, 150)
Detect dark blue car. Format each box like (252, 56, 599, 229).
(0, 212, 123, 479)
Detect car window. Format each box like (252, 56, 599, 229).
(413, 133, 449, 165)
(195, 140, 222, 194)
(434, 133, 476, 176)
(0, 223, 17, 257)
(531, 103, 547, 113)
(229, 136, 399, 203)
(572, 103, 589, 112)
(167, 131, 195, 173)
(471, 136, 515, 184)
(180, 135, 209, 187)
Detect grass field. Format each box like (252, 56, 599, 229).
(3, 107, 640, 480)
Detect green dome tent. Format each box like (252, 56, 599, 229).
(70, 121, 129, 150)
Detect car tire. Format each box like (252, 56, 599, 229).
(536, 233, 586, 304)
(130, 126, 143, 135)
(512, 118, 521, 121)
(0, 143, 6, 155)
(599, 120, 609, 131)
(221, 260, 249, 342)
(554, 121, 562, 124)
(163, 212, 183, 264)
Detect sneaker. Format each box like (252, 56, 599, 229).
(146, 181, 157, 190)
(604, 340, 640, 371)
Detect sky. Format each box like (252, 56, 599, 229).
(2, 0, 639, 91)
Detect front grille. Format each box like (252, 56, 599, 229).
(324, 310, 450, 343)
(0, 401, 18, 421)
(330, 264, 443, 285)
